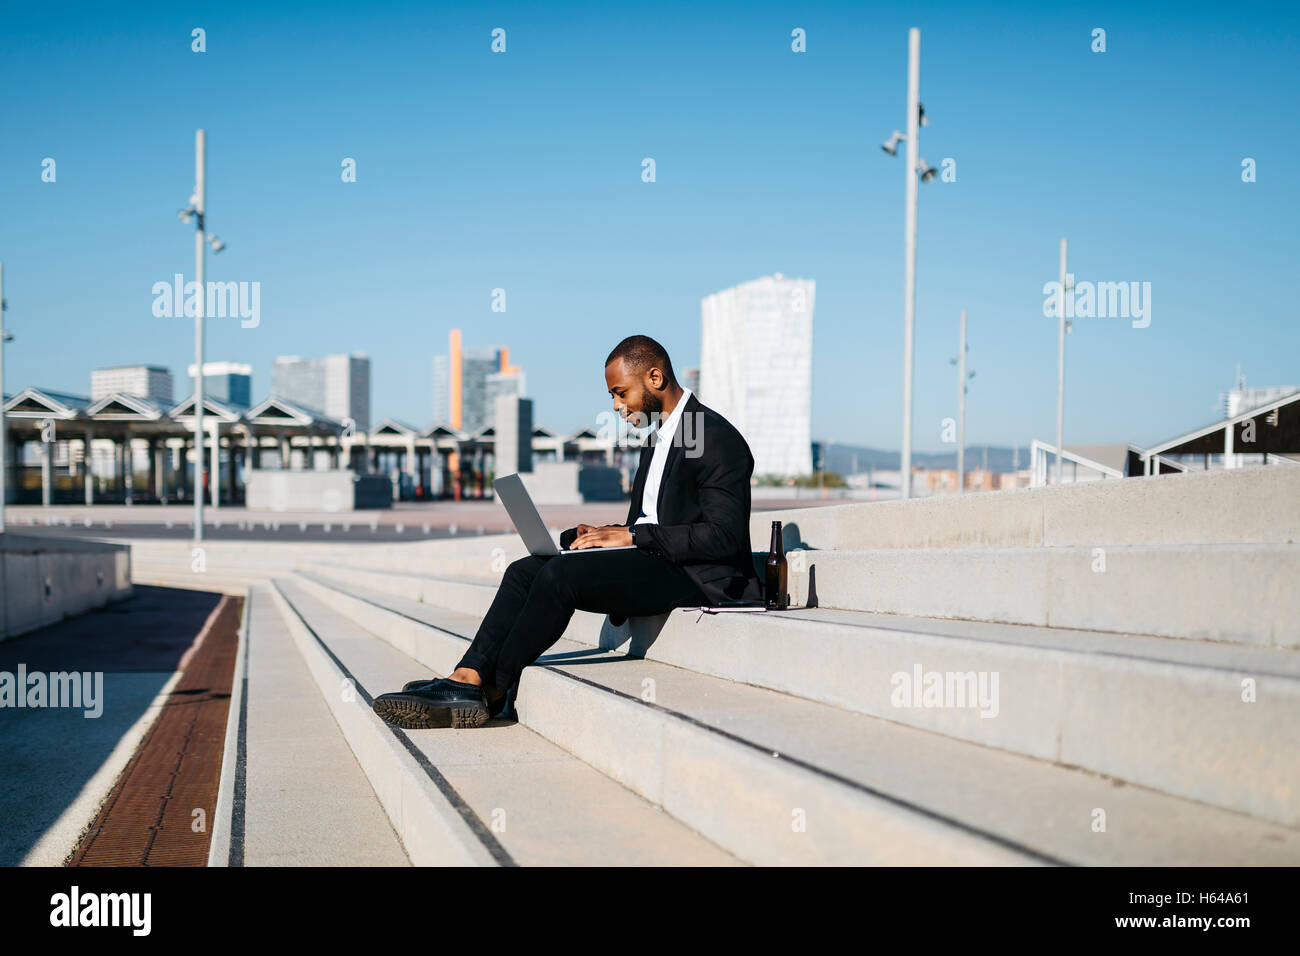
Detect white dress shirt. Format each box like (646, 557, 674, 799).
(633, 387, 692, 527)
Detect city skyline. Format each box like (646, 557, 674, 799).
(1, 1, 1296, 453)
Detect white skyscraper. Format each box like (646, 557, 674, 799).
(272, 353, 371, 430)
(92, 365, 173, 403)
(700, 273, 814, 478)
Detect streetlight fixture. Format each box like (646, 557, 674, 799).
(881, 28, 939, 500)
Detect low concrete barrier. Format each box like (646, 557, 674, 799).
(0, 535, 132, 641)
(751, 466, 1300, 551)
(515, 461, 582, 505)
(244, 470, 392, 511)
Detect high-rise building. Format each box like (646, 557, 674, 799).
(272, 353, 371, 430)
(432, 330, 523, 434)
(432, 354, 450, 425)
(487, 369, 526, 410)
(186, 361, 253, 408)
(91, 365, 173, 403)
(461, 347, 503, 434)
(700, 273, 814, 478)
(683, 366, 700, 398)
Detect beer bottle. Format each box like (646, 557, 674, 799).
(765, 520, 788, 610)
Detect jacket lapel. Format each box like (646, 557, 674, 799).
(655, 393, 695, 518)
(626, 439, 654, 524)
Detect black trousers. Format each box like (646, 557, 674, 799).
(454, 550, 708, 695)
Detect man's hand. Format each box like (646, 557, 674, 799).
(561, 523, 611, 550)
(571, 525, 634, 549)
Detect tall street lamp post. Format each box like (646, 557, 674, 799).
(881, 28, 938, 500)
(950, 309, 975, 494)
(178, 130, 226, 542)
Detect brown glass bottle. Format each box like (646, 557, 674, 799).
(765, 520, 788, 609)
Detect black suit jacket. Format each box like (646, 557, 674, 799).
(560, 391, 763, 613)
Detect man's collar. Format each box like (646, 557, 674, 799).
(651, 387, 693, 443)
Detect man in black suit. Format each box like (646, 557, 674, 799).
(371, 334, 762, 730)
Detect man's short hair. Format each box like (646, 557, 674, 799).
(605, 334, 678, 385)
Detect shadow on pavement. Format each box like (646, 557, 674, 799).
(0, 585, 221, 865)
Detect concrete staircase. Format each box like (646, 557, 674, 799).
(201, 466, 1300, 865)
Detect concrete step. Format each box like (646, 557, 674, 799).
(287, 538, 1300, 650)
(782, 544, 1300, 648)
(290, 535, 528, 581)
(218, 584, 410, 866)
(267, 577, 742, 866)
(751, 466, 1300, 551)
(290, 569, 1300, 865)
(302, 538, 1300, 649)
(299, 560, 1300, 827)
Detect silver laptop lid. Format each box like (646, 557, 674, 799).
(494, 473, 560, 556)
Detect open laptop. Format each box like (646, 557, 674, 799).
(494, 473, 637, 556)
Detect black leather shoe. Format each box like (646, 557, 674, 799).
(372, 678, 489, 729)
(399, 678, 515, 719)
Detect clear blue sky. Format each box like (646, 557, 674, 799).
(1, 0, 1296, 451)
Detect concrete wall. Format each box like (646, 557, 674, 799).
(1, 535, 133, 641)
(518, 461, 583, 505)
(245, 470, 392, 512)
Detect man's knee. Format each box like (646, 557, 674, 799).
(506, 554, 547, 578)
(534, 554, 579, 594)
